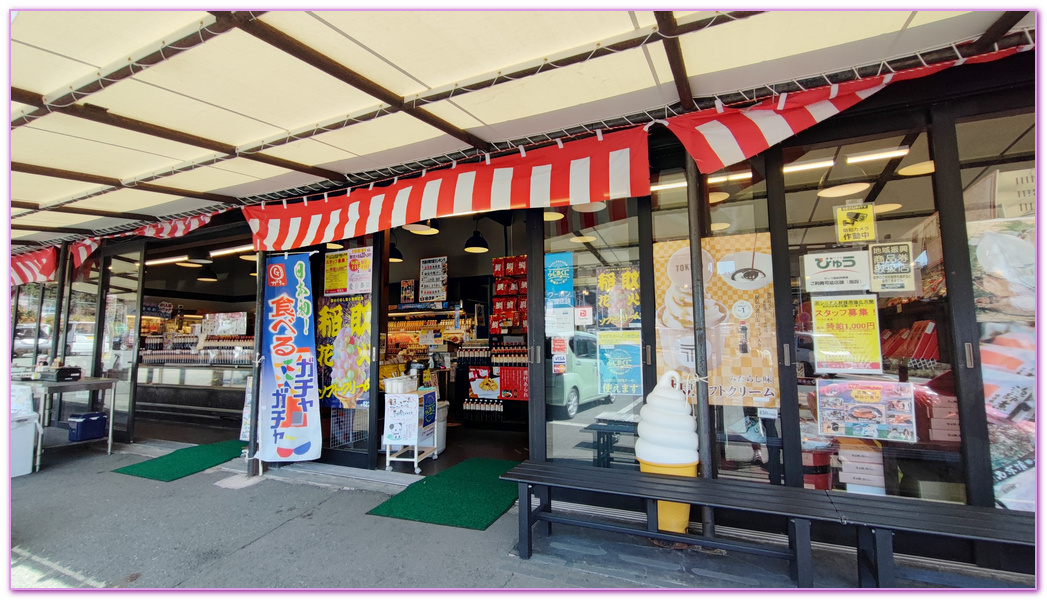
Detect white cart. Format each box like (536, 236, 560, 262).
(383, 387, 439, 474)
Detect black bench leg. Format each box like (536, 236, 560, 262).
(857, 526, 894, 587)
(788, 518, 814, 588)
(645, 499, 658, 533)
(537, 485, 552, 536)
(518, 482, 533, 559)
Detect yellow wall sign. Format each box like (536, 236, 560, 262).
(835, 204, 876, 243)
(811, 294, 882, 374)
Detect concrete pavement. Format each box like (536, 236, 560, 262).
(9, 441, 1034, 590)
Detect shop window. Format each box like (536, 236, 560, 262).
(956, 110, 1035, 511)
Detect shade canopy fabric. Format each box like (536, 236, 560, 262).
(10, 247, 57, 286)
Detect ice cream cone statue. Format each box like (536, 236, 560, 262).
(635, 370, 700, 533)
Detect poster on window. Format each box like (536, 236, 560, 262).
(811, 295, 882, 374)
(835, 203, 876, 243)
(597, 330, 643, 397)
(816, 380, 916, 442)
(544, 252, 574, 309)
(324, 247, 373, 297)
(868, 242, 915, 293)
(258, 255, 322, 462)
(316, 294, 371, 409)
(595, 265, 641, 328)
(803, 250, 870, 293)
(695, 233, 780, 408)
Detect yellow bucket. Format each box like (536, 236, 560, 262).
(638, 459, 699, 533)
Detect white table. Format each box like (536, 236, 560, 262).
(11, 377, 118, 472)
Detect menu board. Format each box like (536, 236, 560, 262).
(816, 380, 916, 442)
(418, 256, 448, 302)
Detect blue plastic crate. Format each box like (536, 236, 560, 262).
(68, 412, 107, 441)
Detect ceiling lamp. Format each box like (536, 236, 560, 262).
(185, 248, 213, 265)
(816, 161, 871, 198)
(710, 222, 732, 232)
(389, 243, 404, 262)
(570, 234, 597, 243)
(817, 182, 871, 198)
(240, 253, 258, 262)
(176, 261, 203, 268)
(650, 180, 687, 192)
(250, 271, 258, 277)
(196, 266, 219, 282)
(573, 201, 606, 213)
(209, 244, 255, 258)
(413, 219, 440, 235)
(709, 192, 730, 204)
(403, 221, 431, 232)
(145, 255, 188, 266)
(543, 211, 565, 221)
(327, 242, 344, 250)
(782, 159, 835, 174)
(464, 230, 489, 253)
(847, 146, 909, 164)
(873, 203, 903, 214)
(898, 160, 935, 176)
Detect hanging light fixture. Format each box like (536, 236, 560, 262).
(239, 254, 258, 262)
(185, 248, 213, 265)
(176, 261, 203, 268)
(464, 229, 489, 253)
(389, 232, 404, 262)
(573, 201, 606, 213)
(543, 210, 565, 221)
(816, 161, 870, 198)
(197, 266, 219, 282)
(403, 220, 430, 232)
(414, 218, 440, 235)
(327, 242, 344, 250)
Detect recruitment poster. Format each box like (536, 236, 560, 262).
(324, 247, 372, 296)
(595, 265, 641, 328)
(816, 380, 916, 442)
(868, 242, 915, 293)
(698, 233, 780, 408)
(811, 294, 882, 374)
(316, 294, 372, 409)
(258, 255, 322, 462)
(835, 204, 876, 243)
(597, 330, 643, 397)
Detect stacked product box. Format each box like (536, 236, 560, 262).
(915, 388, 961, 444)
(491, 255, 527, 334)
(836, 438, 886, 495)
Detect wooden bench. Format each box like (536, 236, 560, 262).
(502, 460, 840, 587)
(502, 460, 1035, 588)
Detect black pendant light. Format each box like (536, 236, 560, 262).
(197, 266, 219, 282)
(413, 218, 440, 235)
(186, 248, 213, 264)
(389, 232, 404, 262)
(464, 229, 489, 253)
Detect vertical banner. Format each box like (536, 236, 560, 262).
(653, 240, 698, 390)
(701, 233, 780, 408)
(258, 255, 322, 461)
(811, 294, 882, 374)
(544, 252, 575, 335)
(316, 295, 372, 409)
(418, 256, 448, 302)
(595, 265, 641, 328)
(597, 330, 643, 397)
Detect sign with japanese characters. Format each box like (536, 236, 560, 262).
(811, 294, 882, 374)
(803, 251, 870, 293)
(324, 247, 373, 296)
(868, 242, 915, 292)
(835, 204, 876, 243)
(595, 265, 641, 328)
(544, 252, 574, 309)
(258, 254, 322, 462)
(315, 295, 371, 409)
(597, 330, 643, 397)
(418, 256, 448, 302)
(574, 305, 593, 326)
(400, 279, 415, 304)
(816, 380, 916, 442)
(382, 390, 435, 446)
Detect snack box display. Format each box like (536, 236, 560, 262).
(518, 277, 528, 293)
(493, 297, 506, 312)
(492, 257, 505, 277)
(503, 297, 517, 312)
(504, 255, 517, 276)
(494, 278, 514, 296)
(514, 255, 527, 276)
(517, 296, 528, 313)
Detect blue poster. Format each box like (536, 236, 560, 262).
(258, 255, 322, 462)
(597, 330, 643, 397)
(545, 252, 574, 309)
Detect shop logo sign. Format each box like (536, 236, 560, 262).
(814, 256, 857, 270)
(267, 263, 287, 287)
(547, 261, 571, 285)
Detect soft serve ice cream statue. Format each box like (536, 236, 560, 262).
(635, 370, 699, 533)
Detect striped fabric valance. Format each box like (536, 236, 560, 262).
(243, 127, 650, 251)
(11, 247, 57, 287)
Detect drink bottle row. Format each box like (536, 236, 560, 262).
(462, 399, 506, 420)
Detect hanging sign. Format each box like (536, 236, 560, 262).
(258, 255, 322, 461)
(418, 256, 448, 302)
(544, 252, 574, 309)
(316, 295, 371, 409)
(816, 380, 916, 442)
(835, 204, 876, 243)
(400, 279, 416, 304)
(143, 301, 174, 320)
(811, 294, 882, 374)
(597, 330, 643, 397)
(595, 265, 641, 328)
(868, 242, 916, 293)
(803, 250, 871, 293)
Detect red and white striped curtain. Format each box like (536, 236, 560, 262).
(70, 238, 101, 269)
(11, 247, 57, 287)
(134, 214, 214, 239)
(243, 127, 650, 251)
(664, 46, 1029, 175)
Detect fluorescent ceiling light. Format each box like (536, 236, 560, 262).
(570, 235, 597, 243)
(651, 180, 687, 191)
(709, 192, 730, 204)
(209, 244, 255, 258)
(573, 201, 606, 213)
(710, 222, 731, 232)
(898, 160, 935, 176)
(846, 147, 909, 164)
(873, 203, 902, 214)
(707, 175, 728, 184)
(145, 255, 189, 266)
(783, 159, 835, 174)
(817, 182, 871, 198)
(727, 172, 752, 181)
(543, 211, 565, 221)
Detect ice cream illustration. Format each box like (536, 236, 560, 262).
(657, 247, 726, 372)
(635, 370, 699, 532)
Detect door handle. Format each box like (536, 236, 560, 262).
(645, 344, 652, 365)
(782, 344, 791, 367)
(965, 343, 974, 369)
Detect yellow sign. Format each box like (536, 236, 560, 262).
(811, 294, 882, 374)
(324, 252, 348, 296)
(835, 204, 876, 243)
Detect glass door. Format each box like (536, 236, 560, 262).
(98, 243, 145, 442)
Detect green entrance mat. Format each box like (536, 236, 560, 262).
(113, 440, 246, 482)
(368, 458, 521, 530)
